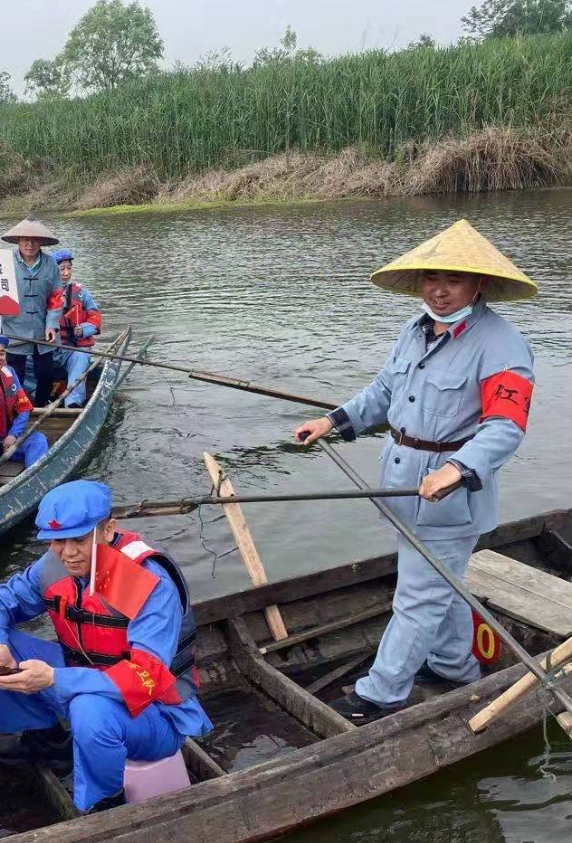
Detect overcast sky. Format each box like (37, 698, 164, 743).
(6, 0, 478, 94)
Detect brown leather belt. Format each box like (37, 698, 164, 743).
(390, 426, 473, 453)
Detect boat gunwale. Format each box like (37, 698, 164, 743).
(192, 507, 572, 628)
(0, 328, 132, 529)
(8, 642, 567, 843)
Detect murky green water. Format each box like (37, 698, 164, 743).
(1, 189, 572, 840)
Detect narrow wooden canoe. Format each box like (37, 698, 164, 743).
(0, 328, 132, 536)
(4, 506, 572, 842)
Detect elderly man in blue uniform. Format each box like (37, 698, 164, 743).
(1, 215, 62, 407)
(295, 220, 536, 722)
(53, 249, 102, 408)
(0, 480, 212, 812)
(0, 334, 48, 467)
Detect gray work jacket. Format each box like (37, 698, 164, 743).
(1, 250, 62, 356)
(330, 298, 534, 540)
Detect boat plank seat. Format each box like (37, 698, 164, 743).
(0, 461, 25, 486)
(467, 549, 572, 638)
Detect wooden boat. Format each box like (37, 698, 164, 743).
(4, 504, 572, 842)
(0, 328, 132, 535)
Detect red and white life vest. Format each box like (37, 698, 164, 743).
(59, 283, 102, 348)
(0, 365, 33, 439)
(40, 530, 197, 717)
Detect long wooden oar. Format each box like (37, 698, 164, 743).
(315, 438, 572, 723)
(4, 333, 337, 411)
(0, 330, 127, 468)
(203, 452, 288, 641)
(111, 486, 422, 520)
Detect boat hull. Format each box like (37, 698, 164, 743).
(0, 329, 131, 535)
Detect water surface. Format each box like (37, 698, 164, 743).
(1, 189, 572, 840)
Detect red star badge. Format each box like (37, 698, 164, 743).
(48, 518, 62, 530)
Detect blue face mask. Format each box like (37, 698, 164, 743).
(421, 301, 474, 324)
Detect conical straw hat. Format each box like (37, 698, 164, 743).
(1, 214, 59, 246)
(370, 219, 537, 303)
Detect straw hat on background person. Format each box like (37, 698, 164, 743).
(1, 214, 59, 247)
(370, 219, 537, 303)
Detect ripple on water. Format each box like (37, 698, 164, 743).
(1, 190, 572, 840)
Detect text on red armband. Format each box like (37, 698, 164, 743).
(480, 371, 533, 432)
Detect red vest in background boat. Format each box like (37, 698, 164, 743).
(40, 530, 198, 717)
(59, 283, 102, 348)
(0, 365, 33, 439)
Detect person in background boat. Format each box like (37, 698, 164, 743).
(0, 334, 49, 468)
(0, 480, 212, 813)
(0, 215, 63, 407)
(52, 249, 102, 408)
(295, 220, 536, 723)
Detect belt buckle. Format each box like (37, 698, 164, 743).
(395, 428, 404, 446)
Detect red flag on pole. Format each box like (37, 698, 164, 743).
(0, 251, 20, 316)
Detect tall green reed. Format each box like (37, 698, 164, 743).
(1, 32, 571, 181)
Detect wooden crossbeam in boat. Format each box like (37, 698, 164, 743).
(259, 601, 393, 655)
(467, 549, 572, 638)
(203, 452, 288, 641)
(30, 766, 80, 822)
(228, 617, 356, 738)
(182, 738, 226, 780)
(306, 653, 373, 696)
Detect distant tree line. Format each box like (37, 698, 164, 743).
(0, 0, 571, 105)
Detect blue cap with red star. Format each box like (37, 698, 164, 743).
(36, 480, 112, 540)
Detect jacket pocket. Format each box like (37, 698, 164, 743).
(416, 484, 473, 528)
(423, 370, 467, 418)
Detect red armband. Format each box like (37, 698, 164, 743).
(15, 389, 33, 414)
(105, 649, 181, 717)
(480, 371, 533, 432)
(47, 289, 63, 311)
(86, 310, 102, 333)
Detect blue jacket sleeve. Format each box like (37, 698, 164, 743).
(8, 410, 29, 439)
(53, 560, 183, 704)
(0, 562, 46, 645)
(79, 324, 98, 338)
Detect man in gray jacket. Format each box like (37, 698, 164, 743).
(295, 220, 536, 722)
(1, 215, 62, 406)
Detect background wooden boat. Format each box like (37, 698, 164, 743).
(4, 506, 572, 841)
(0, 328, 132, 536)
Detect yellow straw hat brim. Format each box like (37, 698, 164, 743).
(370, 219, 537, 303)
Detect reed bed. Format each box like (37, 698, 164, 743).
(1, 32, 572, 187)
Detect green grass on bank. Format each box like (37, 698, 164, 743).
(1, 32, 572, 185)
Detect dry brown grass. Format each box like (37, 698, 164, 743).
(404, 126, 568, 195)
(76, 164, 160, 210)
(156, 147, 402, 203)
(1, 126, 571, 213)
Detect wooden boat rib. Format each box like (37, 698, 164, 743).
(5, 506, 572, 841)
(0, 328, 132, 535)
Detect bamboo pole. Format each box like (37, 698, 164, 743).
(4, 333, 337, 411)
(111, 486, 422, 520)
(0, 330, 127, 468)
(469, 636, 572, 733)
(203, 452, 288, 641)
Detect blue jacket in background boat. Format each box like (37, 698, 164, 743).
(1, 251, 63, 356)
(329, 297, 534, 540)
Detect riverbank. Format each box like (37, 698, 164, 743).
(1, 126, 570, 216)
(2, 31, 572, 214)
